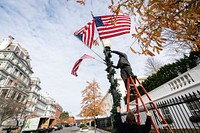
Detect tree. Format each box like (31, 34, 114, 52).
(76, 0, 200, 55)
(113, 0, 200, 54)
(66, 117, 75, 125)
(79, 79, 109, 133)
(59, 111, 69, 124)
(144, 57, 163, 76)
(0, 97, 26, 127)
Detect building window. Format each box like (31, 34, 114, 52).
(21, 96, 25, 103)
(14, 68, 19, 75)
(11, 91, 16, 99)
(0, 89, 8, 98)
(0, 53, 4, 58)
(16, 94, 21, 101)
(7, 79, 13, 85)
(0, 74, 6, 84)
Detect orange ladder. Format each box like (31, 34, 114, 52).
(126, 76, 173, 133)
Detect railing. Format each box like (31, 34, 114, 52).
(95, 90, 200, 132)
(168, 73, 195, 91)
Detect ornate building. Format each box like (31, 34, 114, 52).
(0, 36, 33, 126)
(26, 77, 41, 116)
(0, 36, 32, 104)
(0, 36, 63, 128)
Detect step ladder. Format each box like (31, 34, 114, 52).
(126, 76, 173, 133)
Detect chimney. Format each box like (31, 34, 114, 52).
(0, 35, 15, 50)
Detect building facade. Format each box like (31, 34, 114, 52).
(26, 77, 41, 116)
(0, 36, 63, 128)
(45, 97, 56, 117)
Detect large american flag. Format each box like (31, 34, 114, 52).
(93, 15, 131, 40)
(74, 20, 95, 48)
(71, 54, 94, 77)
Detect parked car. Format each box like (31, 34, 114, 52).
(54, 124, 63, 131)
(64, 124, 70, 127)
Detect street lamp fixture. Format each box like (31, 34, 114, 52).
(103, 39, 112, 58)
(102, 39, 112, 48)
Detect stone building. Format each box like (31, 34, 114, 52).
(0, 36, 62, 128)
(0, 36, 33, 127)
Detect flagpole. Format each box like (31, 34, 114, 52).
(74, 34, 105, 63)
(88, 46, 105, 62)
(90, 11, 106, 51)
(93, 58, 106, 65)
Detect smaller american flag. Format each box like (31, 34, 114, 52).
(71, 54, 94, 77)
(93, 15, 131, 40)
(74, 20, 95, 48)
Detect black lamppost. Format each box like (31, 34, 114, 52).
(102, 40, 121, 133)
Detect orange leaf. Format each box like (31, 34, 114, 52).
(76, 0, 85, 5)
(93, 37, 99, 46)
(115, 4, 121, 16)
(193, 44, 199, 51)
(156, 48, 160, 54)
(142, 49, 146, 55)
(132, 33, 137, 37)
(146, 50, 155, 56)
(130, 47, 137, 54)
(137, 9, 143, 16)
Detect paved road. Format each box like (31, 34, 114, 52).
(52, 126, 110, 133)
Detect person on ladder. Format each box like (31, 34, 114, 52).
(111, 50, 137, 94)
(115, 106, 152, 133)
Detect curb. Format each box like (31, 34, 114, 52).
(97, 128, 111, 133)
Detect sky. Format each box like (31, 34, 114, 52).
(0, 0, 173, 117)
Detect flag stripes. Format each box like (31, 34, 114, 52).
(74, 20, 95, 48)
(71, 54, 94, 77)
(94, 15, 131, 40)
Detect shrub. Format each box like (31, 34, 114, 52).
(80, 124, 87, 128)
(189, 115, 200, 122)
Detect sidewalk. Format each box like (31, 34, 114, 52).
(89, 126, 111, 133)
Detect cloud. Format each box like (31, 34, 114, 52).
(0, 0, 170, 116)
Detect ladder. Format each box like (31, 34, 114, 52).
(126, 76, 173, 133)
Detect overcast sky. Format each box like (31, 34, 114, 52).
(0, 0, 172, 117)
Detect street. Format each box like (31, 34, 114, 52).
(52, 126, 110, 133)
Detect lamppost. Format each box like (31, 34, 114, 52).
(102, 39, 121, 133)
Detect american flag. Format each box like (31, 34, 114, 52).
(71, 54, 94, 77)
(93, 15, 131, 40)
(74, 20, 95, 48)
